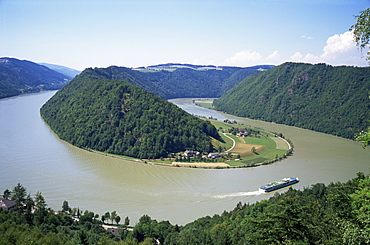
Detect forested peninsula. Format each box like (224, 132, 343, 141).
(0, 57, 70, 99)
(214, 62, 370, 139)
(40, 71, 222, 159)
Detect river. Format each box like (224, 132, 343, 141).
(1, 91, 369, 225)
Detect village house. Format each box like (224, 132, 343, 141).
(236, 128, 249, 137)
(184, 150, 200, 157)
(0, 197, 16, 211)
(208, 153, 221, 158)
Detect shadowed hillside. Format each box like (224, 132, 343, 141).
(0, 57, 70, 99)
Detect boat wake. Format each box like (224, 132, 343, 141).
(212, 189, 265, 198)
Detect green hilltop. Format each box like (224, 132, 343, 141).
(40, 72, 222, 159)
(214, 62, 370, 139)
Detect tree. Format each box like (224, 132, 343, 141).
(356, 125, 370, 147)
(110, 211, 117, 225)
(12, 183, 26, 209)
(94, 213, 99, 222)
(351, 9, 370, 148)
(124, 216, 130, 226)
(352, 177, 370, 218)
(80, 210, 95, 224)
(24, 194, 34, 225)
(350, 8, 370, 62)
(34, 191, 48, 225)
(34, 191, 47, 210)
(115, 215, 121, 225)
(252, 146, 257, 154)
(62, 200, 70, 213)
(104, 212, 110, 224)
(3, 189, 11, 199)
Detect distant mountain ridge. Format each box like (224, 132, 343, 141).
(39, 63, 81, 79)
(78, 64, 274, 99)
(214, 62, 370, 139)
(135, 63, 274, 72)
(0, 57, 70, 99)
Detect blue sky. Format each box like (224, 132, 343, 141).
(1, 0, 369, 70)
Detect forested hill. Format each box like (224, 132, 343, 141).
(40, 73, 222, 159)
(214, 62, 370, 139)
(0, 57, 70, 99)
(76, 64, 274, 99)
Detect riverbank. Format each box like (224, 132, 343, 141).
(171, 162, 230, 168)
(85, 120, 293, 169)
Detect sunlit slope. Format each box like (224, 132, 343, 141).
(214, 62, 370, 139)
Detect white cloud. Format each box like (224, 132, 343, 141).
(300, 35, 314, 39)
(224, 50, 280, 67)
(290, 52, 303, 61)
(224, 51, 262, 66)
(223, 31, 368, 68)
(289, 31, 367, 66)
(289, 52, 320, 64)
(322, 31, 355, 56)
(266, 50, 280, 60)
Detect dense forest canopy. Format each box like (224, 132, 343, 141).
(2, 173, 369, 244)
(40, 73, 222, 159)
(78, 64, 274, 99)
(0, 57, 70, 99)
(214, 62, 370, 139)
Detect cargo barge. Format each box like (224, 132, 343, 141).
(260, 177, 299, 192)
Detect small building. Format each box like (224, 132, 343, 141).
(208, 153, 221, 158)
(184, 150, 200, 157)
(236, 128, 249, 137)
(0, 197, 16, 211)
(237, 132, 249, 137)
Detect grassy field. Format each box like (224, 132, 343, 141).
(208, 120, 292, 167)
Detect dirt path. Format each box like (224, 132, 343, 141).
(223, 133, 236, 152)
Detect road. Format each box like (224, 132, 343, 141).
(222, 133, 236, 152)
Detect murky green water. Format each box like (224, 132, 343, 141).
(1, 92, 369, 225)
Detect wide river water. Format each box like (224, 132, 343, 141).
(1, 91, 369, 225)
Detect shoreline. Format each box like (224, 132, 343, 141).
(42, 111, 293, 170)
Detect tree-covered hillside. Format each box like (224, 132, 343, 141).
(214, 62, 370, 139)
(0, 57, 70, 99)
(40, 73, 221, 159)
(77, 64, 273, 99)
(2, 173, 369, 244)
